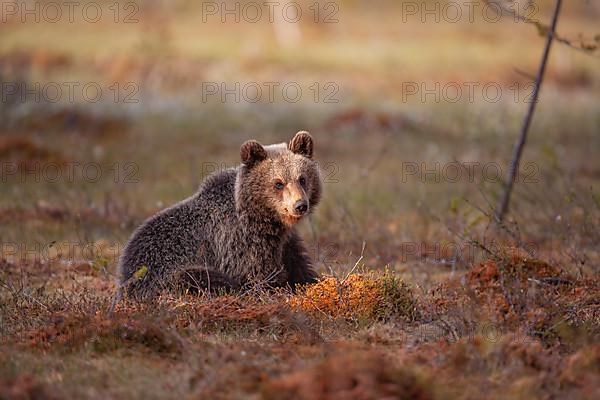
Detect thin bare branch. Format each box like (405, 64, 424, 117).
(496, 0, 563, 221)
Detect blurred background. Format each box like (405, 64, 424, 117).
(1, 0, 599, 285)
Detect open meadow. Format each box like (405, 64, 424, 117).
(1, 1, 599, 398)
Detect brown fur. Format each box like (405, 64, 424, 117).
(118, 131, 322, 300)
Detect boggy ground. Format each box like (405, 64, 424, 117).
(1, 1, 599, 398)
(1, 249, 598, 399)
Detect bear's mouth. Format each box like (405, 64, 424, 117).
(282, 213, 304, 226)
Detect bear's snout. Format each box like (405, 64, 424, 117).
(294, 200, 308, 215)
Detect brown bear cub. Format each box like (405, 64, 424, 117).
(118, 131, 322, 300)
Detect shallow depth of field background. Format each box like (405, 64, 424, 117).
(1, 1, 599, 399)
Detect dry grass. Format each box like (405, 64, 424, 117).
(1, 252, 599, 398)
(1, 1, 599, 398)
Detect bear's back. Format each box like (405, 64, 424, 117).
(119, 168, 239, 284)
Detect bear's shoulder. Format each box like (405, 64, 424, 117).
(196, 167, 238, 196)
(191, 167, 237, 210)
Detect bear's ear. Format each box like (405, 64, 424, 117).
(240, 140, 267, 168)
(289, 131, 313, 159)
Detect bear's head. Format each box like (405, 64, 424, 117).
(235, 131, 322, 228)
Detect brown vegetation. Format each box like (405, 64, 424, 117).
(2, 251, 599, 399)
(1, 1, 598, 398)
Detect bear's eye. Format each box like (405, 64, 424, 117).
(299, 176, 306, 186)
(274, 181, 285, 190)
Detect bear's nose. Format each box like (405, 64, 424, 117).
(294, 200, 308, 215)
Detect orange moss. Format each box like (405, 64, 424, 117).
(289, 273, 417, 321)
(289, 275, 382, 319)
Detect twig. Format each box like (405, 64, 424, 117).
(483, 0, 597, 56)
(496, 0, 563, 221)
(0, 278, 50, 311)
(342, 241, 366, 283)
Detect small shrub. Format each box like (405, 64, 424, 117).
(289, 272, 418, 322)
